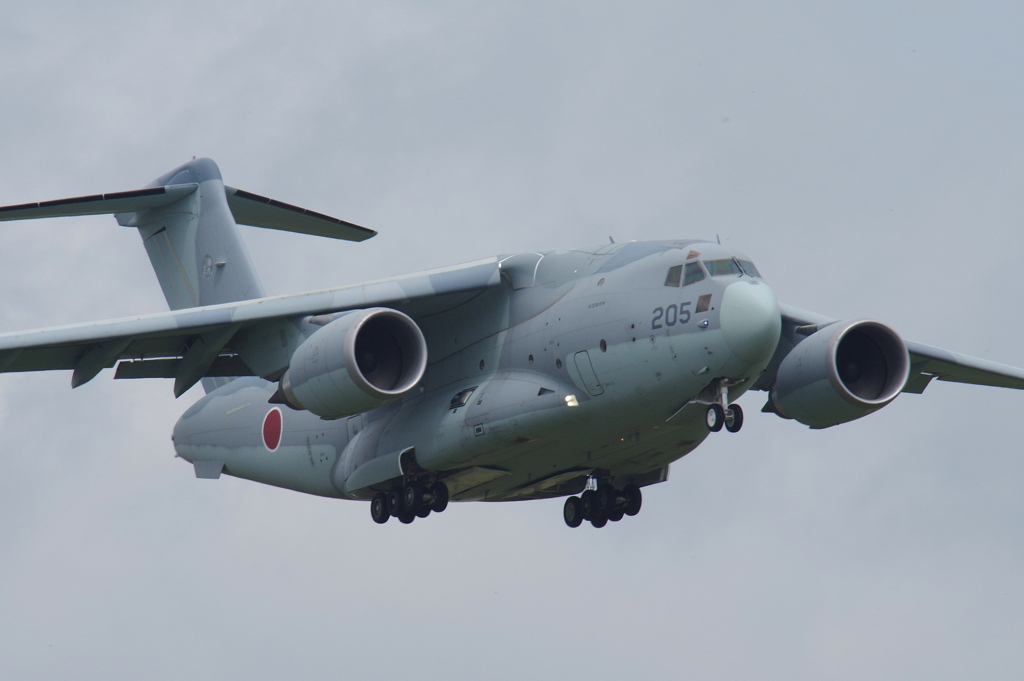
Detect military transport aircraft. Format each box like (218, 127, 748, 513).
(2, 158, 1023, 528)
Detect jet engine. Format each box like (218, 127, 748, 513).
(277, 308, 428, 419)
(770, 319, 910, 428)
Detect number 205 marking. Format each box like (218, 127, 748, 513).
(652, 302, 692, 329)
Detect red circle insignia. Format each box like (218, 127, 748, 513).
(262, 408, 283, 451)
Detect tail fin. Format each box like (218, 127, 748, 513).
(0, 157, 376, 392)
(1, 157, 375, 312)
(118, 158, 265, 310)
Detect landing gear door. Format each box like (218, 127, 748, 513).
(573, 351, 604, 396)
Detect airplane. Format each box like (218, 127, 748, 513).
(2, 157, 1023, 529)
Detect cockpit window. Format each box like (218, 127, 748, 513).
(664, 265, 682, 287)
(704, 259, 742, 276)
(683, 262, 706, 286)
(737, 260, 761, 278)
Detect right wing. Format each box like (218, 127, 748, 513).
(767, 304, 1024, 394)
(0, 258, 501, 395)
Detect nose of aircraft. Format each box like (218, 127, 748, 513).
(719, 280, 782, 365)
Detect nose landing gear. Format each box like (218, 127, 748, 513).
(706, 402, 743, 433)
(704, 380, 745, 434)
(563, 482, 643, 528)
(370, 480, 449, 524)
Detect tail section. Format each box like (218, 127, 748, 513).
(1, 157, 375, 312)
(0, 157, 376, 393)
(117, 158, 265, 310)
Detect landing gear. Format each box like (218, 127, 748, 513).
(563, 481, 645, 528)
(708, 403, 743, 433)
(370, 492, 390, 524)
(403, 483, 424, 511)
(430, 481, 449, 513)
(623, 484, 642, 516)
(373, 481, 450, 525)
(706, 403, 726, 432)
(705, 380, 744, 434)
(563, 496, 584, 528)
(725, 404, 744, 433)
(579, 489, 596, 519)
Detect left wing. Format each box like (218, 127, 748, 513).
(0, 258, 501, 395)
(763, 304, 1024, 393)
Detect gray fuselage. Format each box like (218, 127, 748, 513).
(172, 240, 781, 502)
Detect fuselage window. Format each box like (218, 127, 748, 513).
(683, 262, 706, 286)
(664, 265, 682, 287)
(704, 259, 742, 277)
(737, 260, 761, 278)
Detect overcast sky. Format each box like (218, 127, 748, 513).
(2, 2, 1023, 679)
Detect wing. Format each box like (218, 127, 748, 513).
(0, 258, 501, 394)
(768, 304, 1024, 393)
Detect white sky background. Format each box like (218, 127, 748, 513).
(1, 2, 1023, 678)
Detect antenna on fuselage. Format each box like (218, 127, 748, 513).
(609, 236, 615, 244)
(716, 234, 721, 244)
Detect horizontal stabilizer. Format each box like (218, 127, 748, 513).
(0, 178, 374, 243)
(224, 187, 376, 242)
(0, 184, 198, 222)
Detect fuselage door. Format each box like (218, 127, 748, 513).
(573, 351, 604, 396)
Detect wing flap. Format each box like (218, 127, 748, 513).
(114, 356, 254, 380)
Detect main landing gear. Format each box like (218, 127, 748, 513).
(705, 402, 743, 433)
(370, 481, 449, 525)
(563, 483, 643, 529)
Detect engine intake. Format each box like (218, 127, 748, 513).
(771, 319, 910, 428)
(279, 308, 428, 418)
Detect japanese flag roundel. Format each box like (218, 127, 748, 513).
(262, 407, 283, 451)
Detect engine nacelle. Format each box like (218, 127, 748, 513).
(770, 319, 910, 428)
(279, 308, 428, 419)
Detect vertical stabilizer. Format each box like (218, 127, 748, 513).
(116, 158, 265, 310)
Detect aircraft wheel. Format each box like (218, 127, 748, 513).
(608, 507, 625, 522)
(623, 484, 642, 516)
(370, 492, 390, 524)
(594, 484, 616, 515)
(404, 483, 424, 512)
(563, 496, 583, 528)
(591, 515, 608, 529)
(398, 512, 416, 524)
(416, 506, 432, 519)
(579, 489, 596, 520)
(388, 486, 405, 517)
(725, 404, 744, 433)
(430, 481, 450, 513)
(706, 403, 725, 432)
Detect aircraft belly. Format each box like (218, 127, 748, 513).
(176, 443, 340, 497)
